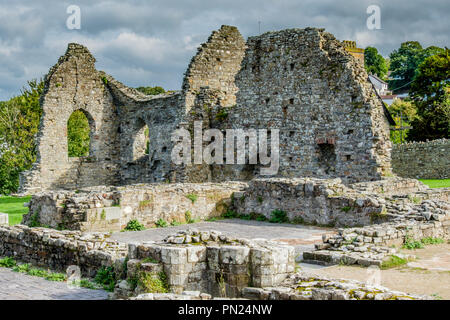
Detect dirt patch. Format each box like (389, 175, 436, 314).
(310, 244, 450, 299)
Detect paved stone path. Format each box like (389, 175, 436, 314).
(0, 267, 109, 300)
(111, 219, 334, 259)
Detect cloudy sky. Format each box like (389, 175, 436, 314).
(0, 0, 448, 100)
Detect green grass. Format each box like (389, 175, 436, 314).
(381, 255, 409, 269)
(419, 179, 450, 189)
(403, 237, 445, 249)
(0, 196, 31, 225)
(0, 257, 66, 282)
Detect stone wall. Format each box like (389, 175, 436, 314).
(0, 225, 127, 276)
(304, 198, 450, 266)
(232, 178, 387, 227)
(23, 177, 442, 232)
(19, 44, 121, 194)
(392, 139, 450, 179)
(22, 182, 247, 232)
(0, 213, 8, 225)
(122, 230, 295, 298)
(241, 273, 430, 300)
(225, 28, 392, 183)
(182, 25, 246, 110)
(19, 25, 394, 194)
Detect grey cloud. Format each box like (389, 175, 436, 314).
(0, 0, 448, 100)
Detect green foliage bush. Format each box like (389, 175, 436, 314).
(222, 210, 238, 219)
(138, 271, 169, 293)
(123, 219, 146, 231)
(94, 266, 116, 292)
(155, 218, 168, 228)
(269, 209, 289, 223)
(186, 194, 198, 203)
(0, 80, 44, 194)
(135, 86, 165, 96)
(0, 257, 17, 268)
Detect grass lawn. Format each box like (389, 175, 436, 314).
(0, 196, 31, 225)
(419, 179, 450, 189)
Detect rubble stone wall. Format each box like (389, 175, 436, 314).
(126, 236, 295, 298)
(304, 198, 450, 266)
(232, 178, 387, 227)
(22, 182, 247, 232)
(392, 139, 450, 179)
(0, 225, 127, 276)
(226, 28, 392, 183)
(19, 44, 121, 193)
(19, 25, 394, 194)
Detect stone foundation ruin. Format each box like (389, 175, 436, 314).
(2, 25, 448, 300)
(19, 25, 394, 194)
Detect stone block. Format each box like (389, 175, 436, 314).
(187, 246, 206, 263)
(0, 213, 8, 225)
(161, 247, 187, 264)
(250, 248, 274, 265)
(219, 246, 250, 265)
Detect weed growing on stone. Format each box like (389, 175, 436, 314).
(123, 219, 145, 231)
(185, 211, 195, 223)
(403, 236, 444, 249)
(269, 209, 289, 223)
(222, 210, 238, 219)
(155, 218, 168, 228)
(141, 257, 159, 264)
(138, 271, 169, 293)
(1, 257, 66, 282)
(420, 237, 444, 245)
(186, 194, 198, 204)
(0, 257, 17, 268)
(94, 266, 116, 292)
(381, 255, 409, 269)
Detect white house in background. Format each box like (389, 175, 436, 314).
(369, 74, 389, 95)
(380, 94, 398, 105)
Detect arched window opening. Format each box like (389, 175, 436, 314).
(67, 109, 93, 158)
(132, 118, 150, 161)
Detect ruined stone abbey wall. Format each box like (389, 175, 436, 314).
(19, 25, 393, 194)
(227, 28, 391, 183)
(392, 139, 450, 179)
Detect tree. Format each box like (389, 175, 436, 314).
(387, 99, 418, 144)
(135, 86, 165, 95)
(68, 110, 90, 157)
(407, 48, 450, 141)
(0, 80, 44, 194)
(364, 47, 388, 79)
(388, 41, 444, 92)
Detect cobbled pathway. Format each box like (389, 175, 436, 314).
(0, 267, 109, 300)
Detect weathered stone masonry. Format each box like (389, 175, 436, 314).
(392, 139, 450, 179)
(19, 25, 393, 194)
(22, 182, 247, 232)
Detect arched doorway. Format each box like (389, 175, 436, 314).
(67, 109, 95, 157)
(132, 118, 150, 161)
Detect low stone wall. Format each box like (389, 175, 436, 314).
(23, 182, 247, 232)
(392, 139, 450, 179)
(350, 177, 427, 195)
(241, 273, 430, 300)
(117, 229, 295, 298)
(232, 178, 387, 227)
(0, 213, 8, 225)
(303, 199, 450, 266)
(0, 225, 127, 276)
